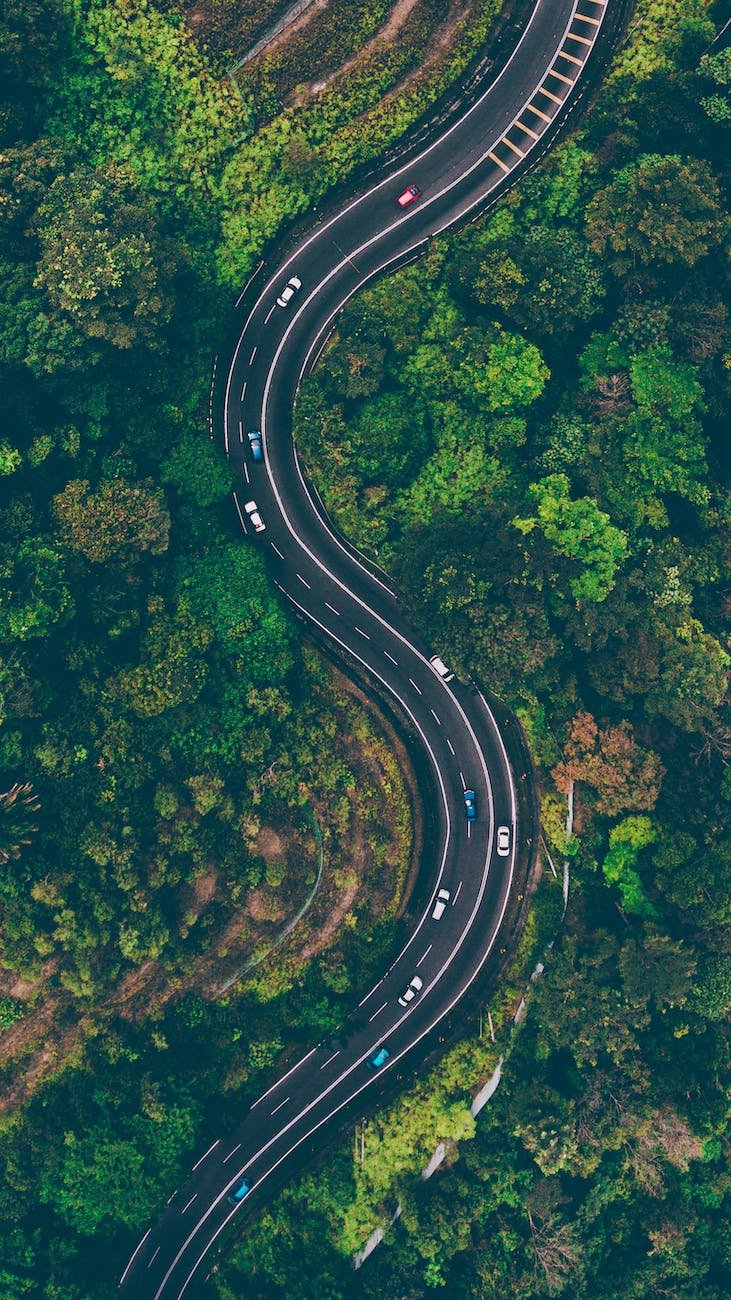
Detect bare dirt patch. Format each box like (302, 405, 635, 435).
(0, 671, 418, 1111)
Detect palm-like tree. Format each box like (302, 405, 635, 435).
(0, 782, 41, 866)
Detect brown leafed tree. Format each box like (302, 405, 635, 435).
(552, 711, 664, 817)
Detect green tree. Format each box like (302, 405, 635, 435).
(0, 538, 73, 639)
(585, 154, 724, 273)
(456, 327, 549, 412)
(514, 474, 628, 603)
(34, 163, 176, 353)
(53, 477, 170, 565)
(602, 815, 658, 916)
(43, 1130, 146, 1234)
(161, 431, 233, 507)
(698, 47, 731, 123)
(177, 544, 295, 683)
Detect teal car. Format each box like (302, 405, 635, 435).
(365, 1047, 390, 1070)
(227, 1178, 251, 1206)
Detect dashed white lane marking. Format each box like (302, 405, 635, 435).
(222, 1144, 242, 1165)
(320, 1051, 340, 1070)
(430, 708, 441, 726)
(243, 462, 250, 484)
(384, 650, 398, 666)
(467, 822, 472, 840)
(325, 601, 340, 616)
(297, 573, 311, 589)
(181, 1195, 198, 1214)
(416, 943, 433, 968)
(270, 1095, 290, 1117)
(249, 346, 258, 365)
(166, 1189, 178, 1205)
(355, 626, 370, 639)
(240, 381, 247, 402)
(452, 881, 463, 905)
(238, 420, 244, 443)
(264, 304, 276, 324)
(368, 1000, 388, 1023)
(409, 677, 422, 695)
(459, 771, 466, 790)
(247, 1047, 319, 1112)
(148, 1247, 161, 1270)
(270, 542, 285, 559)
(192, 1141, 220, 1173)
(447, 738, 456, 756)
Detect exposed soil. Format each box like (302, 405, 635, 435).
(0, 673, 419, 1113)
(272, 0, 475, 109)
(255, 0, 331, 65)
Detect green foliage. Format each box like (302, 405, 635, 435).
(514, 474, 628, 604)
(53, 478, 171, 565)
(585, 153, 724, 272)
(602, 815, 658, 916)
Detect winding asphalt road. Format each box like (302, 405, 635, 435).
(120, 1, 618, 1294)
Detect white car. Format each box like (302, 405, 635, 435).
(277, 275, 302, 308)
(244, 499, 266, 533)
(429, 654, 454, 682)
(496, 825, 511, 857)
(398, 974, 424, 1007)
(431, 888, 451, 920)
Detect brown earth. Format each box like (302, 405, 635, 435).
(0, 671, 419, 1113)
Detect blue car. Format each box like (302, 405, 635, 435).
(365, 1047, 390, 1070)
(227, 1178, 251, 1206)
(247, 430, 263, 462)
(464, 789, 477, 821)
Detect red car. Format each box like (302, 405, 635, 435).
(396, 183, 421, 208)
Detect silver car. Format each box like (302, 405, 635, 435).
(398, 974, 424, 1007)
(244, 499, 266, 533)
(277, 275, 302, 308)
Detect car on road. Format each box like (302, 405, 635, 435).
(497, 825, 511, 857)
(429, 654, 454, 682)
(398, 974, 424, 1007)
(365, 1047, 390, 1070)
(244, 499, 266, 533)
(247, 429, 263, 462)
(227, 1178, 251, 1206)
(464, 789, 477, 820)
(432, 888, 451, 920)
(396, 183, 421, 208)
(277, 275, 302, 307)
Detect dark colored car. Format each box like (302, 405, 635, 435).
(247, 429, 263, 462)
(227, 1178, 251, 1206)
(365, 1047, 390, 1070)
(464, 789, 477, 821)
(396, 184, 421, 208)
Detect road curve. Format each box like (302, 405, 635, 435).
(120, 2, 617, 1294)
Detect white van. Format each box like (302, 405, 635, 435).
(432, 888, 451, 920)
(429, 655, 454, 682)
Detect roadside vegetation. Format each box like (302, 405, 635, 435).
(0, 0, 425, 1292)
(213, 0, 731, 1295)
(0, 0, 729, 1295)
